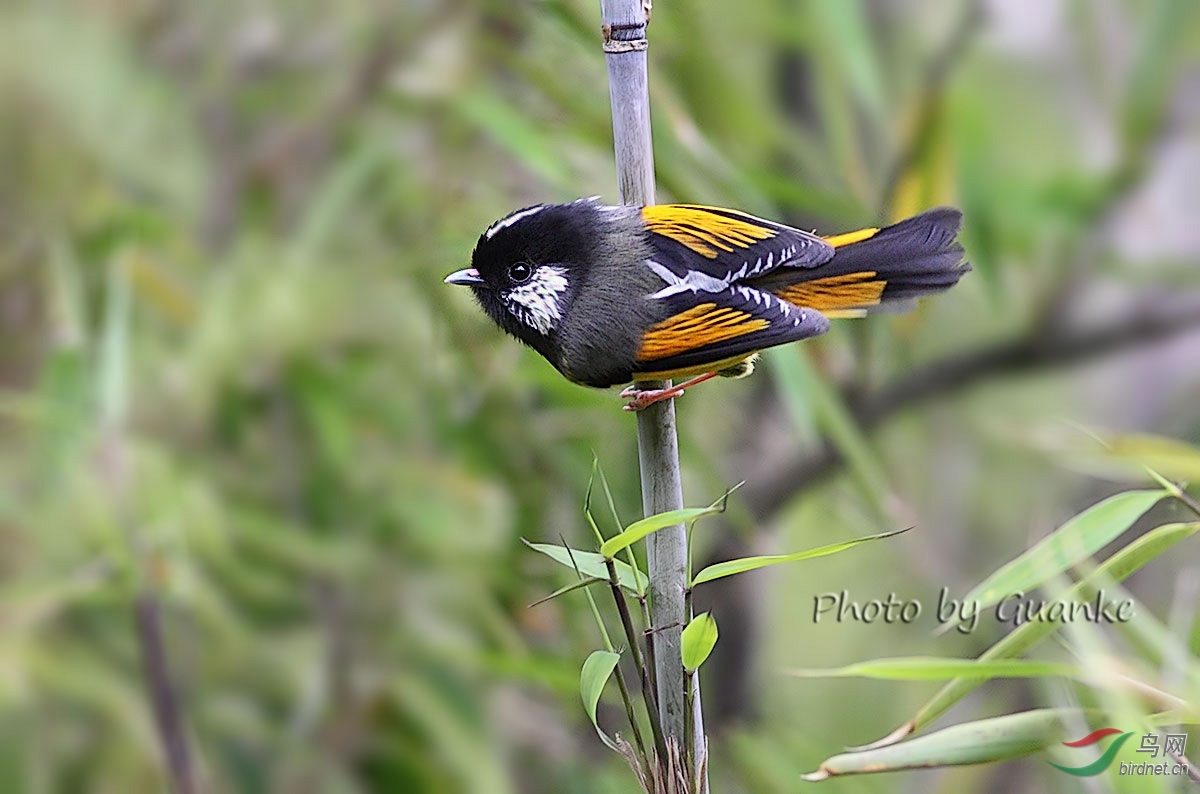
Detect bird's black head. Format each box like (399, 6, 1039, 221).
(445, 198, 638, 357)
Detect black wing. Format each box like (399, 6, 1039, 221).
(640, 205, 835, 289)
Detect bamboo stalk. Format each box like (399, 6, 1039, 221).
(597, 0, 707, 788)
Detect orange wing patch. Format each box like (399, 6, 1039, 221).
(822, 227, 879, 248)
(642, 205, 777, 259)
(774, 272, 886, 316)
(637, 303, 769, 361)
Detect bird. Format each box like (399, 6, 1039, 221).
(445, 198, 969, 410)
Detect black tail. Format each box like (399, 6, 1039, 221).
(756, 207, 969, 317)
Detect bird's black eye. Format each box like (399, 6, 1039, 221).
(508, 263, 533, 283)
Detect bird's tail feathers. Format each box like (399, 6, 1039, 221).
(763, 207, 969, 318)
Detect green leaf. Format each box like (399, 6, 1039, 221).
(960, 490, 1166, 611)
(49, 237, 86, 349)
(811, 0, 886, 122)
(583, 459, 608, 546)
(528, 577, 607, 608)
(590, 455, 645, 597)
(580, 650, 622, 752)
(790, 657, 1083, 682)
(99, 255, 133, 428)
(599, 506, 721, 560)
(523, 541, 648, 593)
(454, 92, 572, 189)
(1120, 0, 1194, 149)
(289, 143, 383, 264)
(803, 709, 1072, 781)
(1097, 432, 1200, 483)
(861, 522, 1200, 750)
(952, 98, 998, 289)
(1095, 578, 1200, 692)
(681, 613, 719, 673)
(1023, 425, 1200, 484)
(691, 527, 909, 586)
(594, 456, 625, 531)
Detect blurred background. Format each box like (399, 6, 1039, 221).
(1, 0, 1198, 791)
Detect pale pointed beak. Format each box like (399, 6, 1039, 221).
(444, 268, 484, 286)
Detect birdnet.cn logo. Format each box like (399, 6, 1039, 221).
(1048, 728, 1191, 777)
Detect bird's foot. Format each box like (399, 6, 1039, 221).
(620, 383, 686, 412)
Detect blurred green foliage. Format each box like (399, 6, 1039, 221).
(0, 0, 1198, 792)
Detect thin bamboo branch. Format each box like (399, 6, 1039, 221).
(683, 670, 695, 777)
(612, 654, 651, 769)
(95, 296, 199, 794)
(135, 591, 198, 794)
(607, 558, 669, 763)
(642, 612, 660, 717)
(565, 540, 651, 766)
(583, 483, 653, 766)
(1172, 484, 1200, 518)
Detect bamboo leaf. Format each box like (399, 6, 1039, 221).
(1022, 425, 1200, 484)
(811, 0, 886, 122)
(454, 92, 572, 188)
(1096, 432, 1200, 483)
(860, 522, 1200, 750)
(580, 650, 622, 752)
(592, 455, 645, 598)
(804, 709, 1072, 780)
(288, 144, 383, 264)
(1120, 0, 1194, 148)
(952, 98, 998, 289)
(790, 657, 1083, 682)
(599, 506, 721, 560)
(99, 255, 133, 428)
(594, 456, 625, 531)
(523, 541, 648, 593)
(528, 577, 607, 608)
(583, 458, 608, 547)
(681, 613, 718, 673)
(960, 490, 1166, 612)
(691, 527, 909, 586)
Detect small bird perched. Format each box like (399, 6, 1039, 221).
(446, 198, 968, 410)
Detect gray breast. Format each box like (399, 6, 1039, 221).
(557, 251, 663, 388)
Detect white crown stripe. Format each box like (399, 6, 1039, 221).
(484, 205, 547, 239)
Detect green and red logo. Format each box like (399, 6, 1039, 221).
(1048, 728, 1134, 776)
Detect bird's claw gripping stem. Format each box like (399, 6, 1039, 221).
(620, 371, 721, 411)
(621, 384, 686, 411)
